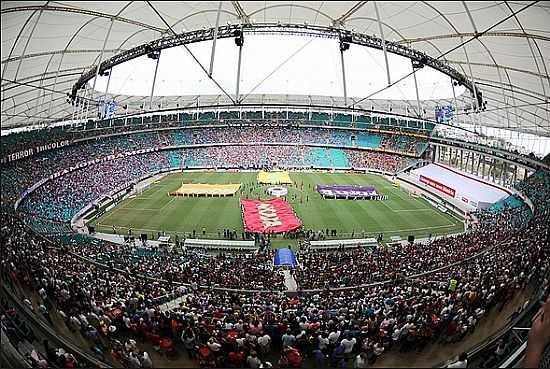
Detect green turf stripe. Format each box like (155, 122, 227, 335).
(92, 171, 464, 242)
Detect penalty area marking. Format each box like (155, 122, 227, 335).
(159, 197, 177, 211)
(376, 200, 456, 229)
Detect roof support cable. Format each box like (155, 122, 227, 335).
(503, 1, 550, 129)
(231, 1, 250, 24)
(333, 1, 368, 28)
(374, 2, 391, 86)
(91, 17, 115, 119)
(13, 2, 49, 83)
(348, 0, 539, 108)
(209, 1, 223, 77)
(103, 63, 113, 106)
(461, 35, 479, 112)
(340, 45, 348, 106)
(239, 38, 315, 104)
(146, 1, 235, 105)
(1, 78, 98, 104)
(412, 60, 422, 119)
(149, 51, 161, 111)
(235, 37, 243, 102)
(450, 73, 461, 126)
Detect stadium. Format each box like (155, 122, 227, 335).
(1, 1, 549, 368)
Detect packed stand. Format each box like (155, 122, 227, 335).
(19, 152, 170, 222)
(380, 134, 420, 155)
(12, 147, 411, 223)
(1, 294, 85, 368)
(2, 126, 423, 212)
(75, 241, 284, 291)
(295, 204, 529, 289)
(1, 173, 548, 367)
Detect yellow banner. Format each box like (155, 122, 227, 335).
(170, 183, 241, 196)
(257, 171, 293, 184)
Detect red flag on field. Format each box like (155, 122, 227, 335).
(240, 198, 302, 233)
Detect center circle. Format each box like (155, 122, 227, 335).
(267, 186, 288, 197)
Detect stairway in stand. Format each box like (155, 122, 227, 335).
(282, 270, 298, 292)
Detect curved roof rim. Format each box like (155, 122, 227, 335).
(70, 23, 478, 102)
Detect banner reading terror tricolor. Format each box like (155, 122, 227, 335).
(240, 198, 302, 233)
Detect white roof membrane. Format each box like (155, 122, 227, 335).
(0, 1, 548, 136)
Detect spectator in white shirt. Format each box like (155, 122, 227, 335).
(247, 351, 262, 369)
(328, 330, 341, 345)
(318, 333, 329, 352)
(341, 334, 356, 354)
(38, 287, 47, 301)
(258, 334, 271, 354)
(447, 352, 468, 368)
(354, 352, 369, 368)
(140, 351, 153, 368)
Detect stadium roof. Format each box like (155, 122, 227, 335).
(1, 1, 549, 136)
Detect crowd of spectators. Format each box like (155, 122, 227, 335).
(20, 152, 171, 222)
(2, 123, 426, 157)
(347, 150, 414, 173)
(379, 134, 422, 155)
(1, 132, 171, 210)
(1, 294, 85, 368)
(1, 113, 432, 158)
(2, 122, 549, 367)
(77, 242, 284, 291)
(177, 145, 412, 171)
(2, 126, 423, 214)
(18, 145, 414, 222)
(1, 169, 548, 367)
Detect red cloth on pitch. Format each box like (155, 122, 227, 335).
(240, 198, 302, 233)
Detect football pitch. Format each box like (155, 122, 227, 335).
(91, 171, 464, 247)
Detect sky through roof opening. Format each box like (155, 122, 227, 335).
(91, 34, 466, 101)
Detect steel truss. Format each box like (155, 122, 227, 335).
(71, 23, 480, 103)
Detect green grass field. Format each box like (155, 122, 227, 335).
(91, 171, 463, 247)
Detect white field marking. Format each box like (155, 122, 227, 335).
(410, 193, 429, 206)
(98, 194, 164, 222)
(391, 208, 434, 212)
(379, 199, 398, 212)
(404, 187, 430, 207)
(412, 210, 456, 228)
(100, 198, 138, 220)
(380, 175, 426, 206)
(95, 222, 458, 237)
(379, 176, 463, 227)
(379, 196, 430, 212)
(379, 199, 435, 214)
(159, 196, 177, 211)
(368, 200, 455, 229)
(385, 180, 446, 211)
(99, 175, 198, 223)
(435, 209, 464, 225)
(119, 197, 165, 210)
(376, 223, 457, 233)
(117, 207, 160, 211)
(388, 186, 410, 202)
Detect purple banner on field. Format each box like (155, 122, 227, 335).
(317, 185, 378, 199)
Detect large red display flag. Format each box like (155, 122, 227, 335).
(241, 198, 302, 233)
